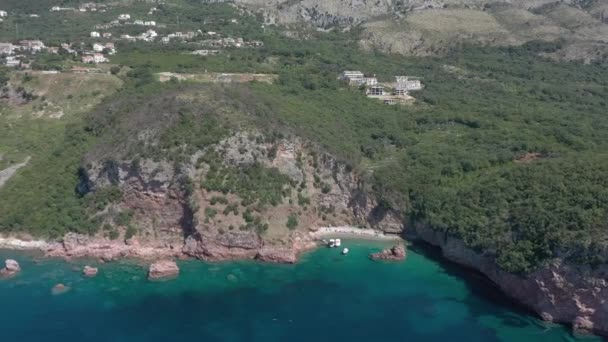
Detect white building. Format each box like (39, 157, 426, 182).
(90, 31, 100, 38)
(118, 14, 130, 20)
(93, 43, 104, 52)
(82, 53, 107, 64)
(0, 10, 7, 17)
(102, 32, 112, 38)
(5, 56, 20, 67)
(144, 21, 156, 26)
(145, 30, 158, 38)
(367, 85, 385, 96)
(0, 42, 16, 55)
(134, 20, 144, 25)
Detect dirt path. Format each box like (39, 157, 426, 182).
(0, 156, 30, 188)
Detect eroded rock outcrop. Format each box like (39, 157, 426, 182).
(76, 131, 402, 264)
(0, 259, 21, 277)
(256, 247, 298, 264)
(369, 244, 406, 261)
(45, 233, 179, 261)
(148, 260, 179, 280)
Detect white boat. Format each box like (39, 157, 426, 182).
(342, 248, 349, 255)
(335, 239, 341, 247)
(328, 239, 335, 248)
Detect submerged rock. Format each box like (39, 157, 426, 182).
(369, 245, 406, 261)
(148, 260, 179, 280)
(0, 259, 21, 277)
(83, 266, 98, 277)
(52, 283, 70, 295)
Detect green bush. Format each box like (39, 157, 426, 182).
(286, 214, 298, 230)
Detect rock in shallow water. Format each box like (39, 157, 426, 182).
(83, 266, 98, 277)
(0, 259, 21, 277)
(148, 260, 179, 280)
(369, 245, 406, 261)
(52, 283, 70, 295)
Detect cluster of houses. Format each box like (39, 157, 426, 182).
(95, 14, 165, 31)
(0, 40, 48, 68)
(120, 30, 158, 42)
(0, 38, 115, 67)
(79, 42, 115, 64)
(202, 36, 264, 48)
(341, 71, 423, 105)
(51, 2, 109, 13)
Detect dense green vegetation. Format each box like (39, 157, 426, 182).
(233, 40, 608, 273)
(0, 1, 607, 274)
(201, 152, 292, 207)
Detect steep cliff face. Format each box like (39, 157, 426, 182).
(76, 131, 401, 262)
(413, 223, 608, 336)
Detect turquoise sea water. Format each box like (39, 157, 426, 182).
(0, 240, 601, 342)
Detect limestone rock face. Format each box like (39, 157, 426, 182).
(83, 266, 98, 277)
(0, 259, 21, 277)
(369, 245, 406, 261)
(148, 260, 179, 280)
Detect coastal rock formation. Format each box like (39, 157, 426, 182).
(183, 231, 262, 261)
(45, 232, 179, 261)
(76, 131, 401, 264)
(413, 223, 608, 337)
(0, 259, 21, 277)
(148, 260, 180, 280)
(256, 247, 298, 264)
(369, 244, 406, 261)
(83, 266, 98, 277)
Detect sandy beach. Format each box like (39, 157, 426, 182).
(309, 226, 402, 241)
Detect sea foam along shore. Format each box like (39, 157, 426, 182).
(310, 226, 401, 240)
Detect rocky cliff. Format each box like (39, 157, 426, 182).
(73, 131, 401, 263)
(413, 222, 608, 337)
(73, 127, 608, 337)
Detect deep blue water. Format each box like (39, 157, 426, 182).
(0, 240, 601, 341)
